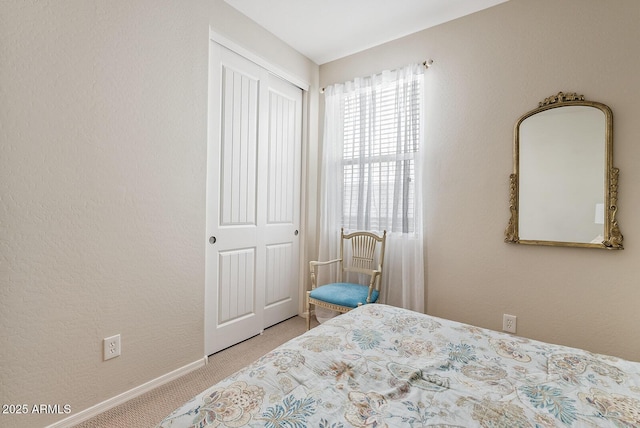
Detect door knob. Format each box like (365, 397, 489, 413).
(294, 230, 299, 236)
(209, 236, 217, 244)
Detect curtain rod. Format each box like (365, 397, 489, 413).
(320, 59, 433, 93)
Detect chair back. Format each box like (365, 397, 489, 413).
(339, 228, 387, 291)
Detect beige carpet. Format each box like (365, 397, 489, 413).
(73, 316, 317, 428)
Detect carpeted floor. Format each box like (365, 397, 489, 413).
(73, 315, 317, 428)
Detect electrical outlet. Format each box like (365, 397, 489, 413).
(503, 314, 517, 333)
(103, 334, 121, 360)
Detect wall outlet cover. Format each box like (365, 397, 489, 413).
(103, 334, 121, 360)
(503, 314, 517, 334)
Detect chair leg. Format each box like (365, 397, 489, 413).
(306, 291, 312, 331)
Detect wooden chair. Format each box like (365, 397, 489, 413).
(306, 228, 387, 330)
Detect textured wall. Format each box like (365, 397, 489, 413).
(0, 1, 317, 427)
(320, 0, 640, 362)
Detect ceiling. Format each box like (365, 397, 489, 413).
(224, 0, 510, 65)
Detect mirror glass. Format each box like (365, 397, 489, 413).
(505, 92, 623, 249)
(519, 106, 605, 243)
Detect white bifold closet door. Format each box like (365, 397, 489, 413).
(205, 43, 302, 356)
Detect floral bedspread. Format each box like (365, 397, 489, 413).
(157, 304, 640, 427)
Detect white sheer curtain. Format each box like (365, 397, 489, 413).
(318, 64, 425, 312)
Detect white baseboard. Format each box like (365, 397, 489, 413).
(46, 357, 208, 428)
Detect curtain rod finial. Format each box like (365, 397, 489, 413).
(423, 59, 434, 68)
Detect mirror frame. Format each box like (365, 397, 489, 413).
(505, 92, 623, 249)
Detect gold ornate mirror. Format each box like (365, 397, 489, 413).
(505, 92, 623, 249)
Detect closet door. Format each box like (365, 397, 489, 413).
(262, 74, 302, 328)
(205, 43, 301, 355)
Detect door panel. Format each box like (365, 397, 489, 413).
(205, 42, 301, 355)
(206, 44, 265, 355)
(217, 247, 255, 326)
(220, 66, 258, 226)
(265, 243, 292, 306)
(262, 77, 301, 328)
(267, 90, 296, 223)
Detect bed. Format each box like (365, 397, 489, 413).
(158, 304, 640, 427)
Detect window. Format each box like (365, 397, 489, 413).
(320, 63, 426, 311)
(341, 70, 422, 234)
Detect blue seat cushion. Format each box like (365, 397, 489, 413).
(309, 283, 379, 308)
